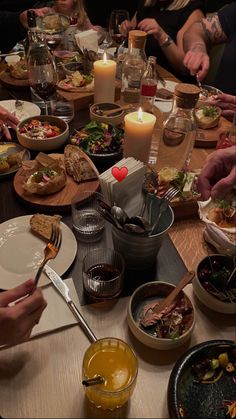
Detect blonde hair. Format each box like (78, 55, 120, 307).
(72, 0, 87, 27)
(144, 0, 191, 11)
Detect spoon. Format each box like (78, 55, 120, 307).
(97, 207, 122, 229)
(103, 104, 133, 116)
(123, 223, 147, 235)
(111, 205, 128, 226)
(153, 271, 194, 317)
(128, 215, 152, 234)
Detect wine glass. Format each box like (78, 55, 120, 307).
(109, 10, 130, 46)
(45, 33, 62, 52)
(28, 40, 58, 115)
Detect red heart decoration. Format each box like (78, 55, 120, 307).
(111, 166, 128, 182)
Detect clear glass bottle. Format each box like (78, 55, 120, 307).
(157, 83, 200, 172)
(140, 56, 158, 109)
(27, 27, 57, 115)
(121, 30, 147, 103)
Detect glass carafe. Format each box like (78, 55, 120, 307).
(157, 83, 200, 172)
(121, 30, 147, 103)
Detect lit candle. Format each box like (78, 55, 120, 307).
(94, 53, 117, 103)
(124, 108, 156, 163)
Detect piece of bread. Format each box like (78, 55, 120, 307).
(30, 213, 62, 241)
(64, 144, 98, 182)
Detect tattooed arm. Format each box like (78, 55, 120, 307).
(183, 14, 228, 80)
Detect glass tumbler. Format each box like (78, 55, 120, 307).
(82, 248, 125, 300)
(71, 191, 104, 242)
(82, 337, 138, 410)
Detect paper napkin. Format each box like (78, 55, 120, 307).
(31, 278, 79, 338)
(99, 157, 146, 217)
(75, 29, 98, 52)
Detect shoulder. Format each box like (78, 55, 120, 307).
(182, 0, 206, 14)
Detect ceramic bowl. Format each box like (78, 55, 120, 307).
(62, 61, 83, 76)
(16, 115, 69, 151)
(197, 84, 222, 106)
(193, 254, 236, 314)
(195, 105, 221, 129)
(90, 102, 124, 126)
(127, 281, 195, 350)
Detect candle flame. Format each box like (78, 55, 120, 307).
(138, 107, 143, 122)
(103, 52, 107, 64)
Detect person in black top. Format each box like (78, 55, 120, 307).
(120, 0, 205, 80)
(0, 1, 51, 53)
(84, 0, 140, 28)
(183, 0, 236, 95)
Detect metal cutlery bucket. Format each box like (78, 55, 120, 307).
(112, 205, 174, 269)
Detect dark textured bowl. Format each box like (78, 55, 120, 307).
(90, 102, 124, 126)
(168, 339, 235, 419)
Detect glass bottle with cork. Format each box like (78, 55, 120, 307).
(121, 30, 147, 103)
(140, 56, 158, 110)
(156, 83, 200, 172)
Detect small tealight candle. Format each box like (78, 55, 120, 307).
(124, 108, 156, 163)
(94, 53, 117, 103)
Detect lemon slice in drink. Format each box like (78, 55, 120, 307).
(159, 167, 179, 183)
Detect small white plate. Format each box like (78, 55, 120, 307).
(0, 100, 41, 121)
(0, 215, 77, 290)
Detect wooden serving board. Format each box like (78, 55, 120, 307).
(0, 70, 29, 89)
(13, 153, 100, 212)
(195, 115, 232, 148)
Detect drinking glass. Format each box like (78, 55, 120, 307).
(28, 37, 58, 115)
(109, 10, 130, 46)
(82, 248, 125, 301)
(82, 337, 138, 410)
(45, 33, 62, 52)
(71, 191, 105, 242)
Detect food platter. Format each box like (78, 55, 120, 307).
(57, 77, 94, 93)
(0, 215, 77, 289)
(0, 142, 30, 178)
(168, 340, 236, 419)
(13, 153, 99, 211)
(0, 69, 29, 89)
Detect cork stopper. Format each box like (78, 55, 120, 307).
(128, 30, 147, 50)
(174, 83, 200, 108)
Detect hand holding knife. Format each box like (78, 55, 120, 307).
(44, 265, 97, 343)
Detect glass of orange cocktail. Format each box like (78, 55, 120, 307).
(82, 337, 138, 410)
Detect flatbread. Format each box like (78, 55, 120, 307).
(64, 145, 98, 183)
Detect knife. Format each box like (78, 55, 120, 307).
(44, 265, 97, 343)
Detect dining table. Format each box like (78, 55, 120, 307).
(0, 62, 234, 419)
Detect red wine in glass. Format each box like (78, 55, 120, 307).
(32, 82, 56, 100)
(112, 33, 126, 45)
(46, 36, 61, 52)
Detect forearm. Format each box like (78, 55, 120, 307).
(155, 29, 188, 74)
(183, 20, 208, 54)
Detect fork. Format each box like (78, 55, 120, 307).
(34, 224, 62, 286)
(163, 186, 179, 202)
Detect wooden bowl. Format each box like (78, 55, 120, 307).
(16, 116, 69, 151)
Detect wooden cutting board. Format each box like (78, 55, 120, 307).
(0, 70, 29, 89)
(13, 153, 100, 212)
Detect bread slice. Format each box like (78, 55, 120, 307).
(30, 214, 62, 241)
(64, 145, 98, 183)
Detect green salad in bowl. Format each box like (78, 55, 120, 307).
(70, 121, 124, 163)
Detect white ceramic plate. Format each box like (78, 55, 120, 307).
(0, 100, 41, 121)
(156, 80, 177, 102)
(0, 215, 77, 290)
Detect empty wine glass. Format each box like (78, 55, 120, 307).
(109, 10, 130, 46)
(28, 34, 58, 115)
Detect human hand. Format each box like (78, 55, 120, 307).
(120, 19, 135, 36)
(0, 106, 19, 140)
(208, 93, 236, 120)
(198, 146, 236, 200)
(137, 18, 161, 37)
(0, 279, 47, 346)
(20, 7, 51, 28)
(183, 48, 209, 80)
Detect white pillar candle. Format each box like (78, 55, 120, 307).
(94, 53, 117, 103)
(124, 108, 156, 163)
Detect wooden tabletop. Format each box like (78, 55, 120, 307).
(0, 65, 231, 419)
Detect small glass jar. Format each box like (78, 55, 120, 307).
(157, 83, 200, 172)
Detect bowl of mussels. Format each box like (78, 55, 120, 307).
(193, 254, 236, 314)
